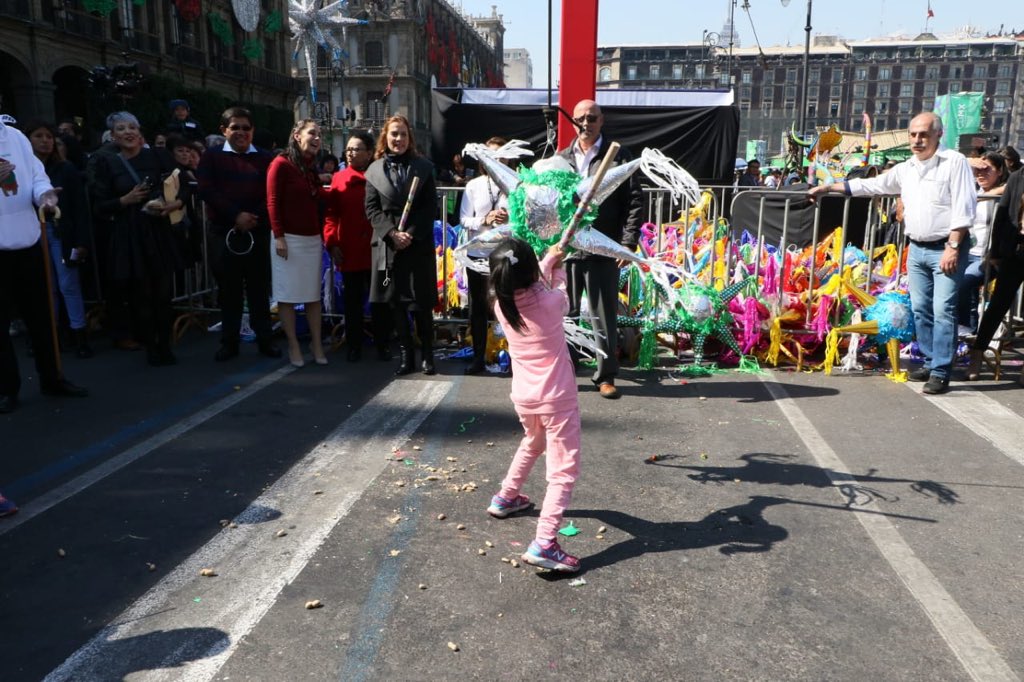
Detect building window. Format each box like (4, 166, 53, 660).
(763, 86, 774, 101)
(830, 85, 841, 98)
(920, 100, 933, 112)
(809, 67, 820, 83)
(855, 67, 867, 81)
(808, 85, 819, 98)
(853, 83, 866, 98)
(650, 64, 661, 79)
(740, 85, 751, 98)
(993, 98, 1008, 113)
(852, 100, 864, 114)
(898, 99, 912, 114)
(785, 85, 796, 99)
(786, 68, 797, 83)
(599, 66, 612, 82)
(923, 82, 937, 98)
(878, 66, 891, 80)
(898, 117, 909, 129)
(951, 65, 963, 78)
(851, 118, 862, 132)
(719, 73, 730, 86)
(672, 64, 682, 79)
(763, 69, 774, 84)
(876, 83, 890, 98)
(831, 69, 842, 83)
(994, 116, 1004, 129)
(365, 41, 383, 67)
(948, 81, 960, 93)
(972, 80, 986, 92)
(899, 83, 913, 97)
(997, 64, 1012, 78)
(830, 101, 840, 117)
(807, 103, 817, 118)
(695, 64, 705, 79)
(925, 66, 939, 80)
(996, 80, 1010, 95)
(878, 101, 888, 114)
(626, 65, 637, 80)
(742, 70, 751, 84)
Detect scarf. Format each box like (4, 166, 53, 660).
(383, 150, 411, 194)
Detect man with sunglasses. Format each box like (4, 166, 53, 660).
(558, 99, 643, 399)
(197, 106, 281, 362)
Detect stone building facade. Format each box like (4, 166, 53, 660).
(0, 0, 296, 136)
(597, 33, 1024, 158)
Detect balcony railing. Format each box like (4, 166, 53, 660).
(174, 45, 206, 69)
(0, 0, 30, 19)
(54, 8, 105, 39)
(122, 30, 160, 54)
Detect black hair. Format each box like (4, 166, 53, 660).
(348, 129, 375, 151)
(165, 133, 192, 152)
(220, 106, 253, 129)
(488, 238, 541, 334)
(998, 145, 1021, 172)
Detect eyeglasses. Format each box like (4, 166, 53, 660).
(227, 125, 252, 132)
(574, 114, 600, 124)
(344, 147, 366, 154)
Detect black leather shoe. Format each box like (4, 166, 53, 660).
(922, 376, 950, 395)
(395, 347, 416, 375)
(464, 359, 485, 375)
(215, 344, 240, 362)
(40, 379, 88, 398)
(0, 394, 18, 413)
(422, 359, 436, 375)
(909, 367, 931, 382)
(257, 342, 282, 359)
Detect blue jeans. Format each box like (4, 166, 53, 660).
(907, 241, 967, 380)
(45, 222, 87, 330)
(956, 254, 987, 332)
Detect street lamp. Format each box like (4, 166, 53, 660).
(702, 30, 719, 90)
(781, 0, 813, 136)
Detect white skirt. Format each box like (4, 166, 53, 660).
(271, 233, 323, 303)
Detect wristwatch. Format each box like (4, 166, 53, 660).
(946, 239, 960, 250)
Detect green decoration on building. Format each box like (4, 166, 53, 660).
(82, 0, 117, 16)
(208, 12, 235, 46)
(131, 0, 145, 6)
(264, 10, 282, 34)
(242, 39, 265, 62)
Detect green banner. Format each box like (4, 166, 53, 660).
(933, 92, 983, 149)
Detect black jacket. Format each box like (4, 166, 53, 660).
(44, 160, 91, 262)
(990, 168, 1024, 260)
(557, 137, 644, 258)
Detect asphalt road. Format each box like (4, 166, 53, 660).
(2, 330, 1023, 682)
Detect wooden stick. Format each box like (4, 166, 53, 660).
(559, 141, 621, 250)
(37, 205, 64, 375)
(397, 175, 421, 232)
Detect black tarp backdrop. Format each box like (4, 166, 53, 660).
(430, 88, 739, 184)
(730, 185, 872, 248)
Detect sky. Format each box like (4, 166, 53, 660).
(451, 0, 1024, 89)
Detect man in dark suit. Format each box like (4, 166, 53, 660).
(558, 99, 643, 399)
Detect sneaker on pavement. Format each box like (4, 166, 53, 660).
(487, 493, 532, 519)
(922, 376, 950, 395)
(0, 493, 18, 518)
(521, 539, 580, 573)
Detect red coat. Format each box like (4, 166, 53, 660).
(322, 166, 372, 272)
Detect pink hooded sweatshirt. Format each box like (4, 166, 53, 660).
(494, 253, 578, 415)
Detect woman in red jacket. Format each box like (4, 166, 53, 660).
(323, 130, 391, 362)
(267, 119, 327, 367)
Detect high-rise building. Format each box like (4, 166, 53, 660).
(504, 48, 533, 88)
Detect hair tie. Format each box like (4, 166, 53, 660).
(500, 249, 519, 265)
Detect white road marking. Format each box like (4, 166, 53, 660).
(0, 364, 298, 537)
(43, 380, 453, 682)
(761, 375, 1019, 682)
(905, 382, 1024, 467)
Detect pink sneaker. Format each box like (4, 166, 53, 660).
(486, 493, 532, 519)
(0, 493, 18, 518)
(521, 539, 580, 572)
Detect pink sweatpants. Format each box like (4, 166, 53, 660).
(498, 407, 581, 542)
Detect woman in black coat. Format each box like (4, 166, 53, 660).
(966, 167, 1024, 384)
(364, 115, 438, 375)
(88, 111, 187, 366)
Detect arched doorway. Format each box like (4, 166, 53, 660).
(0, 51, 34, 122)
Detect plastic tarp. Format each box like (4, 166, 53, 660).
(430, 88, 739, 184)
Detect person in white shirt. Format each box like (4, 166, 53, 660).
(458, 136, 510, 374)
(0, 118, 88, 413)
(958, 152, 1007, 335)
(809, 112, 976, 394)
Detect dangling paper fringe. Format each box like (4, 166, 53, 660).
(839, 309, 863, 372)
(822, 328, 840, 375)
(637, 329, 658, 370)
(767, 317, 783, 366)
(676, 363, 727, 377)
(884, 337, 908, 383)
(639, 147, 701, 206)
(445, 248, 460, 309)
(736, 355, 765, 375)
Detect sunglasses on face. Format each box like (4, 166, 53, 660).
(227, 124, 252, 132)
(574, 114, 600, 124)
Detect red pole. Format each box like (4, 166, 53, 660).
(557, 0, 599, 150)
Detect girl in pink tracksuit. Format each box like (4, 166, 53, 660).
(485, 238, 582, 573)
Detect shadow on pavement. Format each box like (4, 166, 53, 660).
(652, 452, 961, 506)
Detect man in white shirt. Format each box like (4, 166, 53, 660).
(0, 118, 88, 413)
(809, 112, 976, 394)
(459, 136, 510, 374)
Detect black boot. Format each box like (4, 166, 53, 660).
(395, 346, 416, 375)
(421, 343, 436, 375)
(74, 328, 94, 359)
